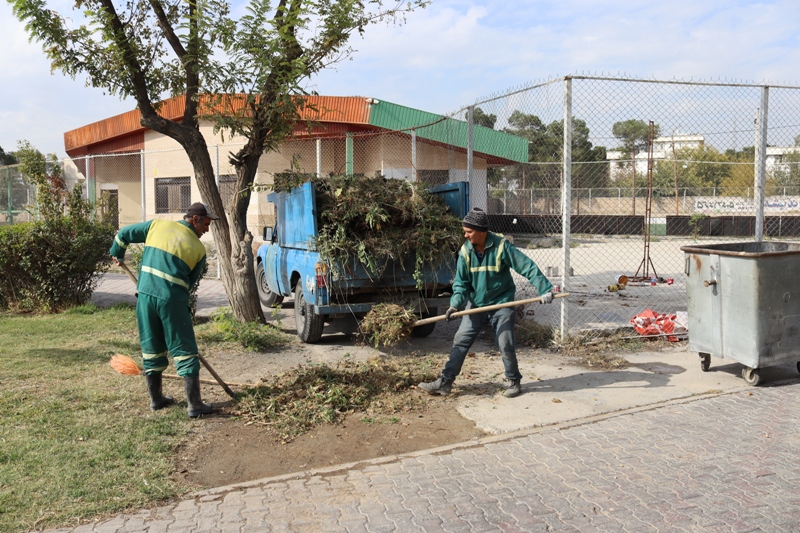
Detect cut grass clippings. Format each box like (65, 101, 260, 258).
(233, 356, 440, 443)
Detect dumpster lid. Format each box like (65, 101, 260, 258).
(680, 241, 800, 258)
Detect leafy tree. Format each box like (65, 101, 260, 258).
(0, 146, 18, 166)
(612, 119, 660, 154)
(649, 145, 729, 196)
(768, 149, 800, 195)
(502, 111, 607, 191)
(11, 0, 427, 324)
(721, 146, 754, 195)
(468, 107, 497, 129)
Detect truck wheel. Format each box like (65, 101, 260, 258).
(256, 263, 284, 308)
(410, 308, 437, 338)
(294, 284, 324, 343)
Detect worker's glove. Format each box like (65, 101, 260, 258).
(539, 291, 554, 305)
(444, 306, 459, 321)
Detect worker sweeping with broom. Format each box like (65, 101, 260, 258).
(419, 207, 554, 398)
(109, 202, 218, 417)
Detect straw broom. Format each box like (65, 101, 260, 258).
(109, 354, 260, 389)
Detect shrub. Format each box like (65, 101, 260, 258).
(0, 213, 115, 312)
(0, 142, 116, 312)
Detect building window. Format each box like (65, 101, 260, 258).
(155, 177, 191, 214)
(219, 174, 237, 209)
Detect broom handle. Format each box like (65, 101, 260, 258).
(412, 292, 570, 327)
(199, 355, 237, 398)
(119, 262, 139, 286)
(119, 262, 238, 398)
(161, 372, 257, 389)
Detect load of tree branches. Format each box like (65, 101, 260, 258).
(274, 174, 464, 285)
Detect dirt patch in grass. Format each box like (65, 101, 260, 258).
(166, 335, 486, 489)
(173, 399, 483, 487)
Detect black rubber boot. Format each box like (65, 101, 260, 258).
(418, 376, 454, 396)
(184, 375, 214, 418)
(145, 372, 175, 411)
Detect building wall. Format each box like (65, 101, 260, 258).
(69, 121, 495, 238)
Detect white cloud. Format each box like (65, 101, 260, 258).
(2, 0, 800, 158)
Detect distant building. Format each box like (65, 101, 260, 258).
(607, 134, 705, 180)
(62, 95, 527, 233)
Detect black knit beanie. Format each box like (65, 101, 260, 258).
(462, 207, 488, 232)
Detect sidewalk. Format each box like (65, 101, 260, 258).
(91, 273, 230, 317)
(48, 383, 800, 532)
(68, 274, 800, 532)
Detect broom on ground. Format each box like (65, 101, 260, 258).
(109, 354, 259, 390)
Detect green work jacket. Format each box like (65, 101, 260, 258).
(450, 232, 553, 310)
(109, 220, 206, 305)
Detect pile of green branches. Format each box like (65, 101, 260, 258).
(273, 174, 463, 284)
(360, 303, 420, 347)
(233, 356, 439, 442)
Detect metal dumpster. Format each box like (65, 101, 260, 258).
(680, 241, 800, 385)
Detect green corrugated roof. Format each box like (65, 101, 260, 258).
(368, 101, 527, 164)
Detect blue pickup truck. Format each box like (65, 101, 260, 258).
(255, 180, 469, 343)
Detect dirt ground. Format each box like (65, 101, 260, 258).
(170, 316, 493, 489)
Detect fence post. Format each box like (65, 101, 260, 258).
(754, 86, 769, 242)
(316, 138, 322, 177)
(215, 145, 221, 280)
(467, 106, 474, 208)
(560, 76, 572, 342)
(346, 133, 354, 176)
(140, 150, 146, 222)
(411, 128, 417, 182)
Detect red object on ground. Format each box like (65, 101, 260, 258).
(631, 309, 686, 342)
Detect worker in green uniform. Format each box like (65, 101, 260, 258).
(419, 207, 554, 398)
(110, 202, 218, 417)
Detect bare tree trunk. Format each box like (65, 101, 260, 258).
(140, 117, 265, 324)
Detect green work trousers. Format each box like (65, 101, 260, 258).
(136, 293, 200, 377)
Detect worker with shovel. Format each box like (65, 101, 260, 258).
(109, 202, 218, 417)
(419, 207, 554, 398)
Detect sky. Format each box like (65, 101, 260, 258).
(2, 0, 800, 159)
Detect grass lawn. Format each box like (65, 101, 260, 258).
(0, 303, 196, 533)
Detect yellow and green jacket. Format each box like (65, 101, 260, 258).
(450, 232, 552, 310)
(109, 220, 207, 305)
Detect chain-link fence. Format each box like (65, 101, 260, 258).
(0, 164, 36, 224)
(446, 75, 800, 341)
(16, 75, 800, 341)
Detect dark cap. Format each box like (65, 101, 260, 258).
(462, 207, 488, 232)
(186, 202, 219, 220)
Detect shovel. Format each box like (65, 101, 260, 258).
(118, 261, 237, 399)
(412, 292, 570, 327)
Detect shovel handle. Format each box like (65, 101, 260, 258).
(412, 292, 570, 327)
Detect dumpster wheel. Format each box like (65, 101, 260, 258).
(742, 367, 762, 386)
(699, 353, 711, 372)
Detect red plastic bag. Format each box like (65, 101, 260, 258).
(631, 309, 687, 342)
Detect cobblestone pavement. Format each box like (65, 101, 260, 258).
(47, 383, 800, 532)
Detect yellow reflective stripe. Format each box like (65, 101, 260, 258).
(141, 265, 190, 289)
(467, 238, 506, 273)
(115, 235, 129, 248)
(142, 351, 168, 360)
(148, 365, 168, 372)
(173, 354, 197, 362)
